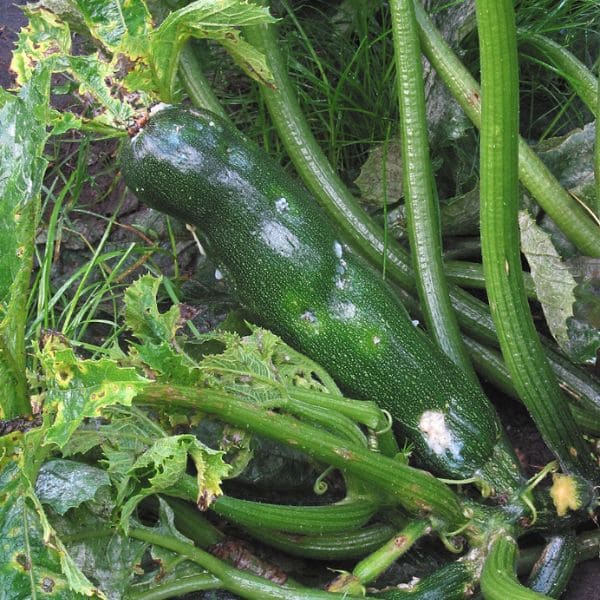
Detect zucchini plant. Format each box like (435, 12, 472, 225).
(0, 0, 599, 599)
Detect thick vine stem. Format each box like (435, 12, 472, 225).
(169, 476, 378, 536)
(125, 573, 222, 600)
(413, 0, 600, 258)
(349, 520, 430, 585)
(128, 526, 375, 600)
(518, 30, 598, 114)
(475, 0, 599, 480)
(389, 0, 476, 378)
(481, 532, 549, 600)
(138, 385, 467, 529)
(526, 533, 577, 598)
(178, 42, 229, 119)
(243, 522, 398, 561)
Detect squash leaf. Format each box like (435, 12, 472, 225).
(0, 66, 51, 417)
(38, 336, 149, 447)
(119, 434, 230, 531)
(150, 0, 277, 100)
(0, 430, 103, 598)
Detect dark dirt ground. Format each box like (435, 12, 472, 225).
(1, 1, 599, 598)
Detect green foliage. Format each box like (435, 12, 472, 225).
(35, 459, 111, 516)
(0, 66, 52, 416)
(0, 430, 101, 598)
(9, 0, 276, 130)
(38, 337, 149, 447)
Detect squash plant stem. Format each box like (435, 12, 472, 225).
(241, 19, 600, 406)
(518, 30, 599, 114)
(475, 0, 599, 480)
(413, 0, 600, 258)
(138, 385, 467, 529)
(389, 0, 476, 379)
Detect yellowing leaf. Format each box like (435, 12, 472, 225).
(39, 340, 148, 447)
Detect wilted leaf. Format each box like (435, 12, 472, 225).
(566, 281, 600, 364)
(519, 210, 576, 350)
(536, 123, 596, 209)
(0, 430, 103, 598)
(519, 211, 600, 364)
(70, 0, 153, 58)
(69, 54, 137, 125)
(38, 338, 148, 447)
(125, 275, 181, 343)
(125, 274, 201, 384)
(355, 138, 403, 207)
(120, 434, 230, 530)
(10, 7, 71, 85)
(36, 459, 111, 515)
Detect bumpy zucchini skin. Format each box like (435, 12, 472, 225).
(120, 105, 517, 483)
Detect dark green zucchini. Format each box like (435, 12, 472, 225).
(120, 105, 521, 488)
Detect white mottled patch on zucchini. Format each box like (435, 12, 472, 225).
(150, 102, 171, 116)
(275, 197, 289, 212)
(419, 410, 462, 458)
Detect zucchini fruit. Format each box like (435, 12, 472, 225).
(120, 105, 521, 488)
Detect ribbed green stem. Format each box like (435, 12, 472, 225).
(518, 31, 598, 114)
(179, 42, 229, 119)
(445, 260, 537, 299)
(166, 497, 224, 547)
(517, 529, 600, 576)
(526, 533, 577, 598)
(139, 385, 466, 529)
(170, 476, 378, 535)
(395, 281, 600, 423)
(414, 0, 600, 258)
(481, 532, 549, 600)
(476, 0, 598, 479)
(462, 336, 600, 432)
(126, 574, 222, 600)
(287, 388, 388, 430)
(351, 520, 430, 585)
(389, 0, 475, 378)
(245, 522, 398, 561)
(244, 18, 600, 407)
(128, 526, 371, 600)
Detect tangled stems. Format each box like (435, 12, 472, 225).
(128, 526, 372, 600)
(137, 384, 467, 529)
(240, 17, 600, 414)
(413, 0, 600, 258)
(475, 0, 599, 480)
(327, 520, 431, 593)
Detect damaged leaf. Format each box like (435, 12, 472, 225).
(0, 430, 103, 598)
(38, 337, 148, 447)
(150, 0, 277, 100)
(120, 434, 230, 530)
